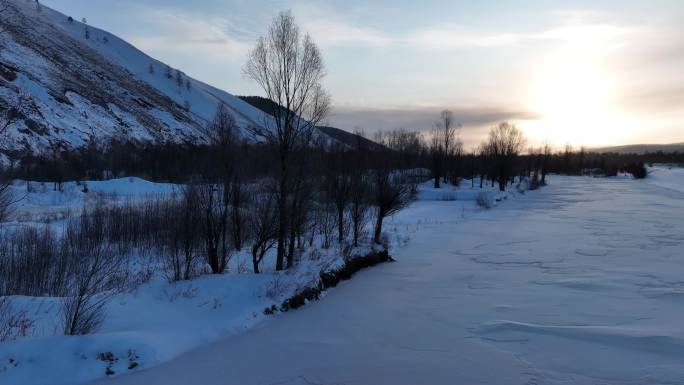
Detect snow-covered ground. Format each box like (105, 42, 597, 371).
(7, 178, 177, 224)
(2, 168, 683, 385)
(646, 165, 684, 194)
(78, 167, 684, 385)
(0, 174, 512, 385)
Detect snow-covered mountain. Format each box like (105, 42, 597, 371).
(0, 1, 278, 156)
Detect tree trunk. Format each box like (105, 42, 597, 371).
(498, 176, 506, 192)
(252, 247, 260, 274)
(232, 205, 242, 251)
(208, 246, 219, 274)
(337, 208, 345, 243)
(286, 227, 296, 269)
(353, 223, 359, 247)
(374, 212, 384, 244)
(276, 176, 287, 271)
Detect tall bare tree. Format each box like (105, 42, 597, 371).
(429, 110, 461, 188)
(244, 10, 330, 270)
(486, 122, 526, 191)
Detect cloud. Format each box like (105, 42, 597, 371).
(404, 22, 632, 50)
(300, 19, 391, 48)
(292, 4, 633, 51)
(328, 105, 540, 147)
(620, 86, 684, 114)
(126, 6, 250, 60)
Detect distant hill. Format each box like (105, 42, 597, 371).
(238, 96, 385, 151)
(591, 143, 684, 154)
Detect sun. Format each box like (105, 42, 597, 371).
(527, 38, 627, 148)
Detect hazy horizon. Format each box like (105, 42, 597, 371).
(42, 0, 684, 149)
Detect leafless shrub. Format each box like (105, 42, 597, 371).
(61, 209, 124, 336)
(163, 283, 198, 303)
(0, 180, 17, 222)
(0, 297, 34, 342)
(476, 192, 492, 209)
(265, 274, 287, 300)
(316, 202, 336, 249)
(236, 257, 248, 274)
(0, 226, 65, 297)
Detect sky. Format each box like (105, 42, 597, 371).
(42, 0, 684, 148)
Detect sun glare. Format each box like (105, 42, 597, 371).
(527, 37, 629, 148)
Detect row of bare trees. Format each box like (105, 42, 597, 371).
(373, 119, 527, 192)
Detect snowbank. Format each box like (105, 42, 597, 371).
(7, 178, 177, 223)
(0, 176, 534, 385)
(646, 165, 684, 195)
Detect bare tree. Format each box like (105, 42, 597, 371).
(244, 10, 330, 271)
(429, 110, 461, 188)
(285, 156, 313, 266)
(541, 140, 552, 185)
(316, 198, 336, 249)
(485, 122, 526, 191)
(347, 131, 372, 247)
(375, 128, 423, 169)
(175, 70, 183, 88)
(0, 297, 33, 342)
(198, 183, 232, 274)
(322, 145, 351, 243)
(229, 179, 248, 251)
(372, 167, 411, 244)
(248, 191, 278, 274)
(200, 104, 242, 273)
(348, 171, 370, 247)
(563, 143, 574, 174)
(82, 18, 90, 40)
(61, 210, 121, 335)
(165, 186, 201, 281)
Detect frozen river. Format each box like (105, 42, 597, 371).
(96, 174, 684, 385)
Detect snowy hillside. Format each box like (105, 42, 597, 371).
(0, 1, 277, 156)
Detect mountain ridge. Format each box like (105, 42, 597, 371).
(238, 95, 385, 151)
(0, 1, 344, 159)
(590, 143, 684, 154)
